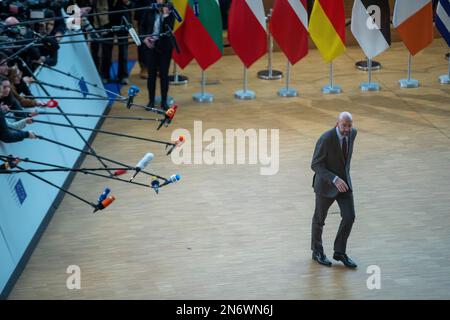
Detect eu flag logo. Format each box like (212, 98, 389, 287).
(79, 77, 89, 97)
(15, 179, 27, 205)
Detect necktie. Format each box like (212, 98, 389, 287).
(342, 137, 348, 162)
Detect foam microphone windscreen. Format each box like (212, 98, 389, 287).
(136, 153, 154, 170)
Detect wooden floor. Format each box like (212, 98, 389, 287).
(8, 40, 450, 299)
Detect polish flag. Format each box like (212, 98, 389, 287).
(270, 0, 309, 65)
(393, 0, 434, 55)
(228, 0, 267, 68)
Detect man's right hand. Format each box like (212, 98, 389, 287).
(28, 131, 37, 139)
(334, 177, 349, 193)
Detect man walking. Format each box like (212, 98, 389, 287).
(311, 112, 358, 268)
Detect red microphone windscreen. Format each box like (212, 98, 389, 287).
(113, 169, 127, 176)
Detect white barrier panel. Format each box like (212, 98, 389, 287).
(0, 33, 109, 297)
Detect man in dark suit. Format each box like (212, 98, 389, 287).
(311, 112, 358, 268)
(140, 0, 175, 110)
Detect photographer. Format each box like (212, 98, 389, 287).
(33, 9, 60, 67)
(2, 16, 42, 74)
(83, 0, 114, 83)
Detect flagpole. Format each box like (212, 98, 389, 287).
(193, 70, 214, 103)
(407, 54, 412, 82)
(235, 66, 256, 99)
(323, 61, 342, 94)
(399, 53, 419, 88)
(360, 57, 380, 92)
(439, 52, 450, 84)
(169, 62, 189, 85)
(257, 9, 283, 80)
(278, 60, 298, 97)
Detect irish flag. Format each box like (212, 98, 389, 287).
(309, 0, 346, 62)
(172, 0, 193, 69)
(393, 0, 434, 56)
(270, 0, 309, 65)
(228, 0, 267, 68)
(183, 0, 224, 70)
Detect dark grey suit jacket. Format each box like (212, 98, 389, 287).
(311, 127, 357, 198)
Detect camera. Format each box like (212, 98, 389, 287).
(0, 0, 69, 20)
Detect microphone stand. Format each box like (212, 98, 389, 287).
(0, 26, 128, 47)
(23, 96, 122, 101)
(14, 163, 97, 209)
(16, 55, 115, 176)
(0, 155, 152, 189)
(9, 109, 163, 121)
(32, 79, 110, 99)
(34, 62, 129, 103)
(36, 134, 169, 182)
(3, 5, 161, 28)
(0, 33, 156, 51)
(6, 116, 176, 147)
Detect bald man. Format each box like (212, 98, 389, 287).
(310, 112, 358, 268)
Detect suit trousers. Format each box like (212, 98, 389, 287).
(311, 191, 355, 255)
(145, 43, 172, 104)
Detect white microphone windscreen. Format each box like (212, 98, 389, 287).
(136, 153, 154, 169)
(129, 27, 142, 46)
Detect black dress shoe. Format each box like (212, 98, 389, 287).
(160, 101, 169, 111)
(312, 252, 332, 267)
(333, 253, 357, 269)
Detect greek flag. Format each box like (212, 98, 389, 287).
(436, 0, 450, 47)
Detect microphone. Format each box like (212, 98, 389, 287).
(122, 16, 141, 46)
(46, 99, 58, 108)
(175, 135, 185, 147)
(93, 195, 115, 213)
(126, 85, 140, 109)
(151, 178, 160, 194)
(168, 174, 181, 184)
(166, 25, 180, 54)
(193, 0, 200, 16)
(172, 7, 183, 23)
(0, 155, 20, 170)
(149, 2, 182, 22)
(166, 135, 184, 155)
(113, 169, 127, 176)
(157, 105, 178, 130)
(130, 152, 154, 182)
(150, 3, 167, 9)
(97, 187, 110, 203)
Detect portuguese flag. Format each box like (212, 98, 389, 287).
(183, 0, 224, 70)
(172, 0, 193, 69)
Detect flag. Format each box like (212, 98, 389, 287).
(309, 0, 346, 62)
(183, 0, 224, 70)
(393, 0, 434, 55)
(351, 0, 391, 59)
(228, 0, 267, 68)
(270, 0, 309, 65)
(436, 0, 450, 47)
(172, 0, 194, 69)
